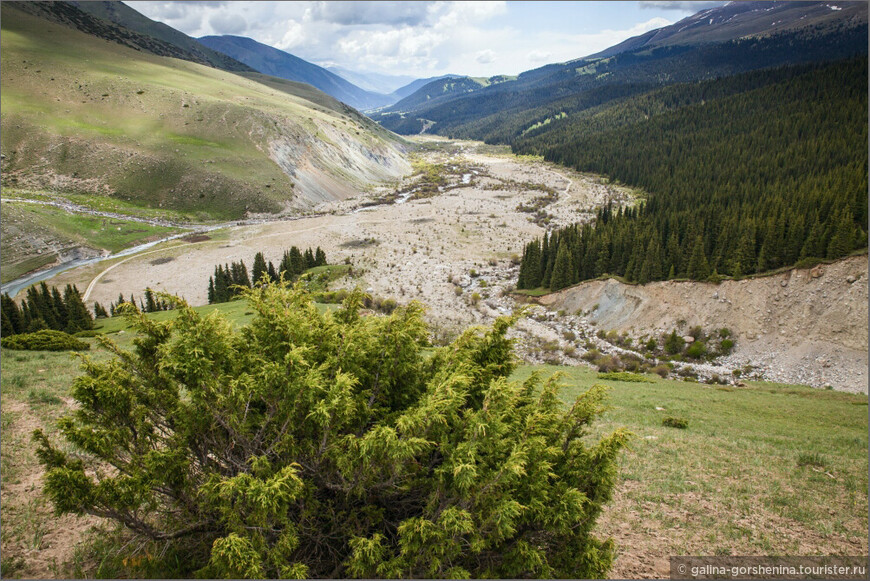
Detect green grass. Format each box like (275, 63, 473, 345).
(510, 364, 869, 556)
(0, 253, 56, 284)
(0, 201, 186, 280)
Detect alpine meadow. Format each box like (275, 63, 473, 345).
(1, 1, 867, 579)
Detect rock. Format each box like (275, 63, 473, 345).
(846, 275, 856, 284)
(683, 335, 695, 343)
(781, 280, 788, 287)
(810, 266, 824, 278)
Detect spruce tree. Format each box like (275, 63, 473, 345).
(252, 252, 268, 286)
(304, 248, 316, 269)
(144, 288, 159, 313)
(315, 247, 327, 267)
(686, 236, 711, 280)
(549, 243, 574, 291)
(1, 293, 23, 335)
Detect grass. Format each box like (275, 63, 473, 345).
(0, 202, 185, 280)
(0, 253, 57, 284)
(510, 364, 869, 563)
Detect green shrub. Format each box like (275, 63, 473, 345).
(33, 285, 628, 579)
(685, 341, 707, 359)
(664, 331, 685, 355)
(719, 339, 734, 354)
(73, 329, 103, 338)
(662, 417, 689, 429)
(651, 364, 670, 378)
(1, 330, 89, 351)
(597, 372, 655, 383)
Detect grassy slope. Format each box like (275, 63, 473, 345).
(0, 303, 865, 576)
(0, 5, 403, 220)
(512, 365, 868, 569)
(0, 202, 183, 283)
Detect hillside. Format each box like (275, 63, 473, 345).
(372, 1, 867, 137)
(591, 0, 869, 57)
(197, 35, 393, 111)
(13, 1, 253, 73)
(0, 2, 410, 220)
(536, 255, 869, 394)
(515, 59, 868, 289)
(69, 0, 254, 73)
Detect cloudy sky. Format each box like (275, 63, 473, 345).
(127, 1, 726, 78)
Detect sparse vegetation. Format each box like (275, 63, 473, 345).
(662, 416, 689, 429)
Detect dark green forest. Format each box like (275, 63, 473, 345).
(517, 58, 868, 290)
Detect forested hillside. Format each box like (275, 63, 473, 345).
(517, 58, 868, 290)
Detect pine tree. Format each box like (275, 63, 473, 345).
(549, 243, 574, 291)
(1, 293, 23, 335)
(289, 246, 306, 279)
(315, 247, 327, 267)
(93, 302, 109, 319)
(252, 252, 268, 286)
(686, 236, 711, 280)
(304, 248, 316, 269)
(64, 285, 93, 332)
(144, 288, 159, 313)
(208, 277, 216, 304)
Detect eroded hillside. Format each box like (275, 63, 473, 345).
(0, 3, 410, 220)
(537, 256, 869, 393)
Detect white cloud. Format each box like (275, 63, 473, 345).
(527, 49, 552, 62)
(475, 50, 496, 64)
(126, 2, 680, 79)
(310, 1, 434, 25)
(639, 1, 726, 11)
(208, 12, 247, 35)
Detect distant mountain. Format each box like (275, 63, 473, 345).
(390, 75, 463, 100)
(327, 66, 416, 96)
(69, 0, 253, 72)
(198, 35, 393, 111)
(372, 0, 867, 137)
(590, 0, 867, 58)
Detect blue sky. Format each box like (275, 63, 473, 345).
(128, 1, 726, 78)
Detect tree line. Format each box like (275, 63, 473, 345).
(517, 58, 867, 290)
(208, 246, 327, 304)
(2, 283, 93, 336)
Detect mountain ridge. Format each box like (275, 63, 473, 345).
(197, 35, 394, 111)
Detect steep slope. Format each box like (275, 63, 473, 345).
(0, 3, 411, 220)
(15, 0, 253, 73)
(536, 255, 869, 393)
(197, 35, 393, 111)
